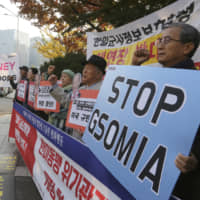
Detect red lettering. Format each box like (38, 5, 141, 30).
(0, 63, 3, 70)
(3, 63, 8, 70)
(44, 171, 56, 200)
(95, 189, 106, 200)
(56, 188, 64, 200)
(149, 41, 156, 59)
(10, 62, 15, 70)
(62, 160, 72, 187)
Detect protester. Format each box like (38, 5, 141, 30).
(43, 65, 55, 80)
(132, 23, 200, 200)
(40, 71, 46, 81)
(27, 67, 38, 82)
(25, 67, 39, 112)
(9, 65, 29, 103)
(48, 55, 107, 140)
(9, 65, 28, 89)
(48, 69, 75, 132)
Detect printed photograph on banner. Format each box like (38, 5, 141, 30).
(66, 90, 99, 133)
(35, 81, 60, 112)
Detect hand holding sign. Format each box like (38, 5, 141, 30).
(175, 153, 199, 173)
(132, 49, 150, 65)
(8, 76, 14, 81)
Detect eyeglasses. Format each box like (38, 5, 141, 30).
(156, 36, 181, 45)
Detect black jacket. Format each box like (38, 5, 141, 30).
(171, 58, 200, 200)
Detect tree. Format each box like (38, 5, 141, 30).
(35, 26, 87, 59)
(40, 52, 86, 77)
(12, 0, 177, 34)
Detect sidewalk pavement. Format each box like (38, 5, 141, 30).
(0, 95, 42, 199)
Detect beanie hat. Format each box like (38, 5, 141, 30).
(62, 69, 75, 79)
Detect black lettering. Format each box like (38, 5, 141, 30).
(108, 76, 125, 104)
(121, 79, 139, 109)
(134, 82, 156, 116)
(88, 109, 99, 134)
(94, 113, 109, 141)
(130, 136, 148, 173)
(104, 120, 119, 150)
(113, 126, 138, 166)
(151, 86, 185, 124)
(2, 76, 6, 81)
(138, 145, 166, 193)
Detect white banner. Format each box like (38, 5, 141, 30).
(35, 81, 60, 112)
(87, 0, 200, 66)
(0, 55, 19, 87)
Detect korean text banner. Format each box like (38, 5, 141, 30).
(86, 0, 200, 67)
(83, 65, 200, 200)
(66, 90, 99, 133)
(9, 102, 135, 200)
(0, 55, 19, 87)
(35, 81, 60, 112)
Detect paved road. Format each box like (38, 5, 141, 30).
(0, 93, 42, 200)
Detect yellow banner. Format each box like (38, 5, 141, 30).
(93, 34, 161, 66)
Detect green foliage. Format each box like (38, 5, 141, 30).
(40, 52, 86, 78)
(100, 0, 177, 28)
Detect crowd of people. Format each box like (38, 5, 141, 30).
(9, 22, 200, 200)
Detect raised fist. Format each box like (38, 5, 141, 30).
(132, 49, 150, 65)
(48, 74, 58, 86)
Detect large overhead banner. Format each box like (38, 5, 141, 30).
(83, 65, 200, 200)
(87, 0, 200, 68)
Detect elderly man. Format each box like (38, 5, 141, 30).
(48, 69, 75, 132)
(132, 23, 200, 200)
(48, 55, 107, 139)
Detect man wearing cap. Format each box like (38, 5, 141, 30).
(48, 69, 75, 132)
(9, 65, 28, 89)
(48, 55, 107, 139)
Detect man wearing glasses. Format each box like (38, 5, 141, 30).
(132, 23, 200, 200)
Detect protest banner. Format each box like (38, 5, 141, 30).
(66, 90, 99, 133)
(28, 81, 36, 108)
(9, 102, 136, 200)
(87, 0, 200, 68)
(0, 55, 19, 87)
(16, 80, 28, 103)
(35, 81, 60, 112)
(83, 65, 200, 200)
